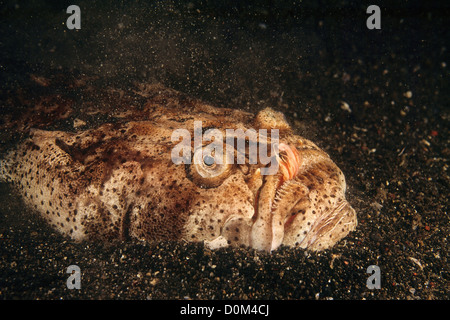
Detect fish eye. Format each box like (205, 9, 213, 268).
(203, 155, 215, 166)
(187, 145, 234, 188)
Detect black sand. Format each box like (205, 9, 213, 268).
(0, 0, 448, 303)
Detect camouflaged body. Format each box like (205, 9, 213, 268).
(0, 82, 357, 251)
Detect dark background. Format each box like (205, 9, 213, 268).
(0, 0, 448, 301)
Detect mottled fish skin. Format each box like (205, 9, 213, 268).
(0, 84, 357, 251)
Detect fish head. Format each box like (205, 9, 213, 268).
(175, 107, 357, 252)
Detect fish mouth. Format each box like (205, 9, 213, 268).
(250, 143, 304, 251)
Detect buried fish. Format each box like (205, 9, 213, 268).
(0, 80, 357, 251)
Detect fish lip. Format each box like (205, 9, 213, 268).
(251, 143, 302, 251)
(277, 143, 302, 181)
(271, 143, 303, 215)
(299, 200, 357, 251)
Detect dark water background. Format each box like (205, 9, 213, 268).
(0, 0, 448, 303)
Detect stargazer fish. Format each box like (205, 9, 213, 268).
(0, 79, 357, 251)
